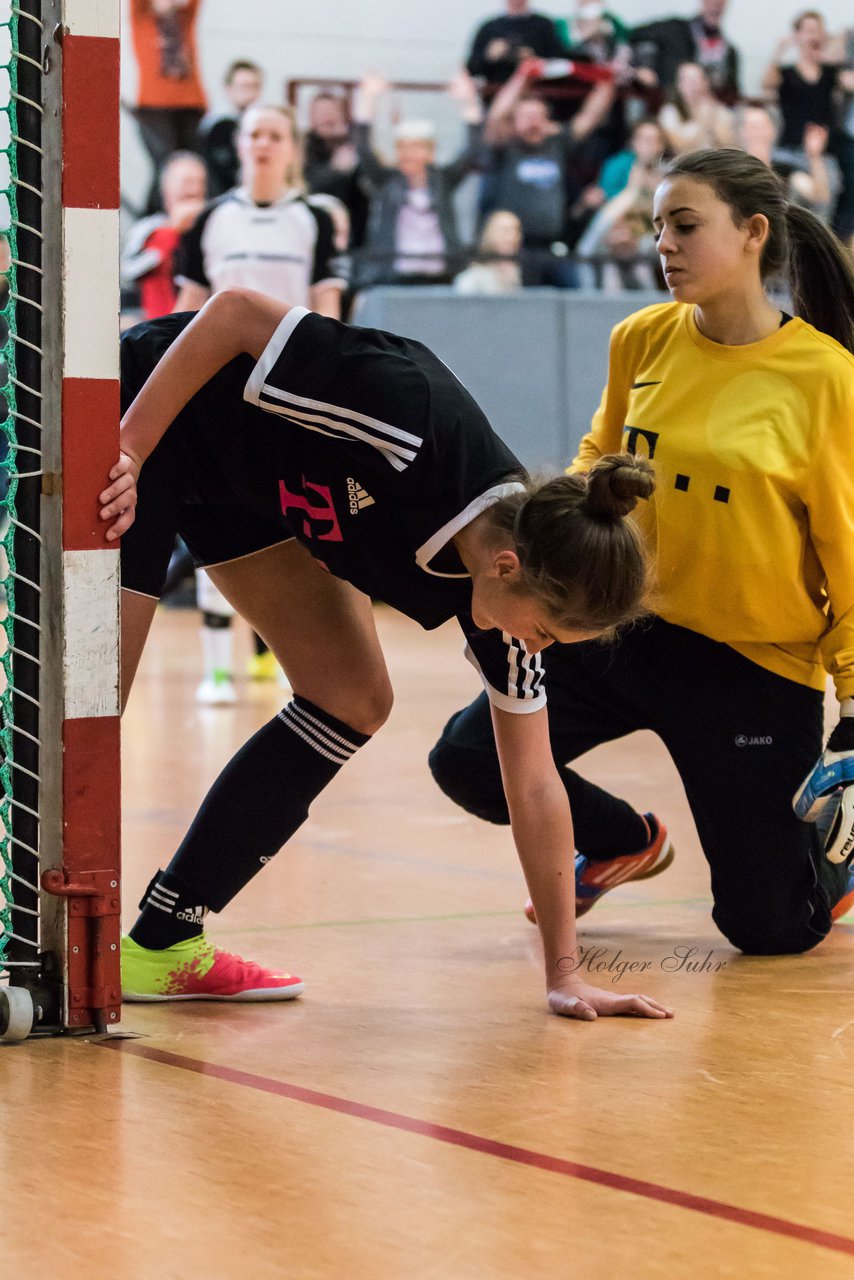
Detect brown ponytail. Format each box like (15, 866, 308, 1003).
(664, 148, 854, 354)
(489, 453, 655, 633)
(785, 203, 854, 352)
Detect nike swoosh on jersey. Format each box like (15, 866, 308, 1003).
(631, 381, 662, 389)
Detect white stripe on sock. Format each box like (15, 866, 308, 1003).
(291, 702, 361, 754)
(281, 707, 352, 762)
(150, 888, 177, 909)
(151, 883, 178, 899)
(279, 711, 351, 764)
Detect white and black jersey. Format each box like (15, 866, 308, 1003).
(175, 187, 344, 303)
(120, 307, 546, 714)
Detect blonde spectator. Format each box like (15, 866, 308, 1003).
(173, 104, 343, 318)
(659, 62, 735, 154)
(454, 211, 524, 294)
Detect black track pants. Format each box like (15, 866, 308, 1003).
(429, 617, 848, 955)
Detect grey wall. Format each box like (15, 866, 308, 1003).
(352, 288, 663, 469)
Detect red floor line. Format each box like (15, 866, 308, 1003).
(100, 1039, 854, 1258)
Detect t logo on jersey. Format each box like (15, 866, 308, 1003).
(623, 426, 660, 460)
(279, 478, 343, 542)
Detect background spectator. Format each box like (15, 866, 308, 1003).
(555, 3, 630, 60)
(597, 116, 669, 198)
(121, 151, 207, 318)
(481, 61, 615, 282)
(352, 71, 484, 287)
(198, 59, 264, 197)
(574, 152, 663, 289)
(174, 103, 343, 316)
(630, 0, 741, 102)
(549, 3, 633, 147)
(658, 61, 735, 151)
(738, 103, 839, 222)
(129, 0, 207, 213)
(826, 25, 854, 240)
(763, 12, 839, 150)
(454, 210, 524, 293)
(304, 91, 370, 247)
(465, 0, 566, 93)
(763, 10, 852, 228)
(118, 4, 854, 297)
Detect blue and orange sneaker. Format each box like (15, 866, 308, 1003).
(525, 814, 674, 923)
(121, 935, 304, 1002)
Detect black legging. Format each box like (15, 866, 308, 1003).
(429, 616, 848, 955)
(134, 107, 204, 214)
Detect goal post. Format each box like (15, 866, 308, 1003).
(0, 0, 121, 1041)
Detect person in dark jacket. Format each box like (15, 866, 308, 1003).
(198, 59, 264, 197)
(466, 0, 567, 91)
(303, 90, 369, 248)
(630, 0, 741, 103)
(352, 72, 484, 287)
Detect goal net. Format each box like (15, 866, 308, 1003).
(0, 0, 121, 1041)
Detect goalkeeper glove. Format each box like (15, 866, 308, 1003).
(793, 712, 854, 865)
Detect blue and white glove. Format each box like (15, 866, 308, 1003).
(793, 701, 854, 865)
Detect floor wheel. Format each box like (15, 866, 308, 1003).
(0, 986, 35, 1042)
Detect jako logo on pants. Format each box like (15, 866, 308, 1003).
(734, 735, 773, 747)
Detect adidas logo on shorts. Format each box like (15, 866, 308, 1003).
(346, 476, 375, 514)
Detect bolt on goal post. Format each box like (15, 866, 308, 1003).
(0, 0, 121, 1041)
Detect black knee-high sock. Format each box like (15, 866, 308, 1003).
(130, 696, 370, 949)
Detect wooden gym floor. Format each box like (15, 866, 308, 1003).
(4, 605, 854, 1279)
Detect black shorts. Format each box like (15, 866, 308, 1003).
(119, 424, 294, 598)
(120, 333, 295, 598)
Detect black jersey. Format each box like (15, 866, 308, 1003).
(120, 307, 546, 714)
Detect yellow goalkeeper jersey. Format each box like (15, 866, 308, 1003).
(575, 302, 854, 699)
